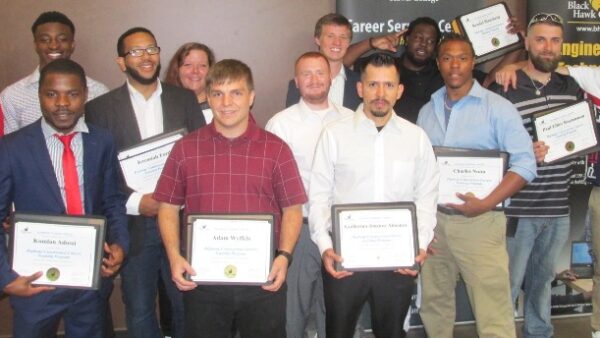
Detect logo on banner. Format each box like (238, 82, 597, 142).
(591, 0, 600, 12)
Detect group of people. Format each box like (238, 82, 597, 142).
(0, 8, 598, 338)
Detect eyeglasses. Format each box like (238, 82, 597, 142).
(123, 46, 161, 57)
(528, 13, 563, 28)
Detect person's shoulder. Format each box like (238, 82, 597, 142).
(161, 82, 196, 99)
(554, 72, 581, 92)
(86, 83, 126, 107)
(0, 74, 32, 101)
(1, 120, 39, 145)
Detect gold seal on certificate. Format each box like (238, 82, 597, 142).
(224, 265, 237, 278)
(46, 267, 60, 281)
(434, 147, 508, 212)
(532, 100, 600, 164)
(451, 2, 524, 64)
(118, 129, 186, 194)
(186, 214, 274, 285)
(331, 202, 419, 272)
(9, 213, 106, 290)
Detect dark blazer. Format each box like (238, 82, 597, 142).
(85, 82, 205, 256)
(0, 120, 129, 303)
(285, 65, 361, 110)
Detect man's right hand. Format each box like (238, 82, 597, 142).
(170, 254, 197, 291)
(370, 30, 406, 53)
(3, 272, 54, 297)
(322, 248, 353, 279)
(139, 194, 160, 217)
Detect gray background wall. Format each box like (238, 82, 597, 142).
(0, 0, 522, 126)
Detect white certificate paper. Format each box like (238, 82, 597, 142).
(534, 101, 599, 163)
(437, 156, 504, 207)
(189, 218, 272, 284)
(12, 222, 97, 288)
(118, 132, 184, 193)
(337, 208, 416, 270)
(459, 3, 519, 58)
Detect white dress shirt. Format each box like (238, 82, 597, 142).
(309, 108, 439, 255)
(125, 80, 164, 215)
(266, 99, 354, 215)
(328, 66, 347, 107)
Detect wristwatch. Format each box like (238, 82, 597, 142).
(275, 249, 293, 266)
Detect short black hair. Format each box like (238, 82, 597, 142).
(31, 11, 75, 35)
(117, 27, 156, 57)
(436, 33, 476, 59)
(360, 52, 401, 83)
(39, 59, 87, 91)
(406, 17, 440, 43)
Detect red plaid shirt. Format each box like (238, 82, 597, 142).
(154, 119, 307, 241)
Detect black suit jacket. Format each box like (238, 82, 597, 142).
(85, 82, 205, 256)
(285, 66, 361, 110)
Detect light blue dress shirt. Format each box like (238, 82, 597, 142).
(417, 80, 536, 183)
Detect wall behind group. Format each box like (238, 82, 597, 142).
(0, 0, 333, 126)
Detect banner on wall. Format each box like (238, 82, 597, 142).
(337, 0, 487, 45)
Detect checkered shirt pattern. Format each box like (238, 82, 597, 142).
(0, 68, 109, 134)
(154, 120, 307, 242)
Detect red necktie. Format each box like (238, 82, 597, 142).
(56, 133, 83, 215)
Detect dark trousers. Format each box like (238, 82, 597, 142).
(184, 284, 287, 338)
(323, 269, 414, 338)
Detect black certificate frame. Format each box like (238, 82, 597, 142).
(9, 213, 106, 290)
(185, 213, 275, 286)
(117, 128, 187, 190)
(451, 2, 524, 64)
(331, 202, 419, 272)
(434, 147, 509, 213)
(531, 100, 600, 164)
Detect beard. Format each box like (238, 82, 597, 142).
(529, 52, 560, 73)
(405, 49, 430, 68)
(125, 63, 161, 85)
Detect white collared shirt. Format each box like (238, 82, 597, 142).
(125, 80, 164, 215)
(1, 67, 109, 134)
(266, 99, 354, 215)
(126, 80, 164, 140)
(328, 66, 347, 107)
(309, 108, 439, 255)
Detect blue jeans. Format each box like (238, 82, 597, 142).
(121, 219, 184, 338)
(507, 216, 570, 338)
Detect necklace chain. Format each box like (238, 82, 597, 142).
(526, 72, 551, 96)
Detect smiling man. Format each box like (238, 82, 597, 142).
(266, 52, 353, 338)
(0, 11, 109, 136)
(85, 27, 205, 338)
(0, 58, 128, 338)
(417, 34, 536, 338)
(285, 13, 361, 110)
(155, 59, 306, 338)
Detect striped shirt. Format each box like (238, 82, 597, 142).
(40, 118, 88, 209)
(0, 67, 108, 135)
(493, 70, 582, 217)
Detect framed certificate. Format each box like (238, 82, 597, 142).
(185, 214, 274, 285)
(434, 147, 508, 213)
(331, 202, 418, 272)
(9, 213, 106, 290)
(532, 100, 600, 164)
(451, 2, 524, 64)
(118, 128, 186, 193)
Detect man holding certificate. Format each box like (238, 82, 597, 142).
(86, 27, 206, 338)
(417, 35, 536, 338)
(309, 52, 438, 338)
(490, 14, 583, 338)
(154, 59, 306, 338)
(0, 59, 129, 337)
(266, 51, 353, 338)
